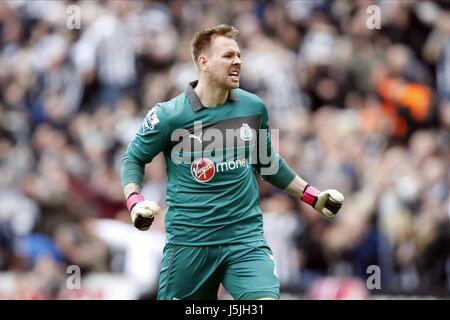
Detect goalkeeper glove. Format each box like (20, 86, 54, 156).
(126, 193, 161, 231)
(301, 185, 344, 218)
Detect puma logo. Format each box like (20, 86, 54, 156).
(189, 132, 203, 143)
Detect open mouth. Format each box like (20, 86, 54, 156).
(229, 70, 240, 80)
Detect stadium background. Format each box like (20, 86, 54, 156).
(0, 0, 449, 299)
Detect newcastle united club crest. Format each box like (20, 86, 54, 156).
(240, 123, 253, 141)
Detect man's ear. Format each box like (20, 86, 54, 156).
(198, 54, 209, 72)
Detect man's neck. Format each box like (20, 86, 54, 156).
(194, 80, 229, 108)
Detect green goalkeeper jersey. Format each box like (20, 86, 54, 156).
(121, 81, 296, 245)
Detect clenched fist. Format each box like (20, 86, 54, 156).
(314, 189, 344, 218)
(301, 185, 344, 218)
(131, 200, 161, 231)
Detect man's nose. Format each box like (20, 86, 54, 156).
(233, 56, 241, 65)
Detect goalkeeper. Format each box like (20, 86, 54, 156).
(121, 24, 344, 300)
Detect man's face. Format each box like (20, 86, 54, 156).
(203, 36, 241, 89)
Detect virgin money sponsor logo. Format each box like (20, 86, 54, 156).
(191, 158, 250, 182)
(191, 158, 215, 182)
(216, 158, 249, 172)
(175, 122, 280, 178)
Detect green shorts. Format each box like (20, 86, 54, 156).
(157, 241, 280, 300)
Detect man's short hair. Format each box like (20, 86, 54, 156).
(191, 24, 239, 66)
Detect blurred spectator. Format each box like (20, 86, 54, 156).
(73, 1, 138, 108)
(308, 276, 369, 300)
(92, 217, 165, 298)
(11, 233, 65, 271)
(262, 192, 301, 288)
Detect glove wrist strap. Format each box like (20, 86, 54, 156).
(301, 184, 320, 207)
(127, 193, 144, 212)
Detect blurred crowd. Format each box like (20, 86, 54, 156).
(0, 0, 449, 299)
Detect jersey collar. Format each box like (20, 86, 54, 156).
(185, 80, 239, 112)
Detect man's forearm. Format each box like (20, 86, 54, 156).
(121, 153, 146, 192)
(283, 175, 308, 198)
(123, 183, 142, 200)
